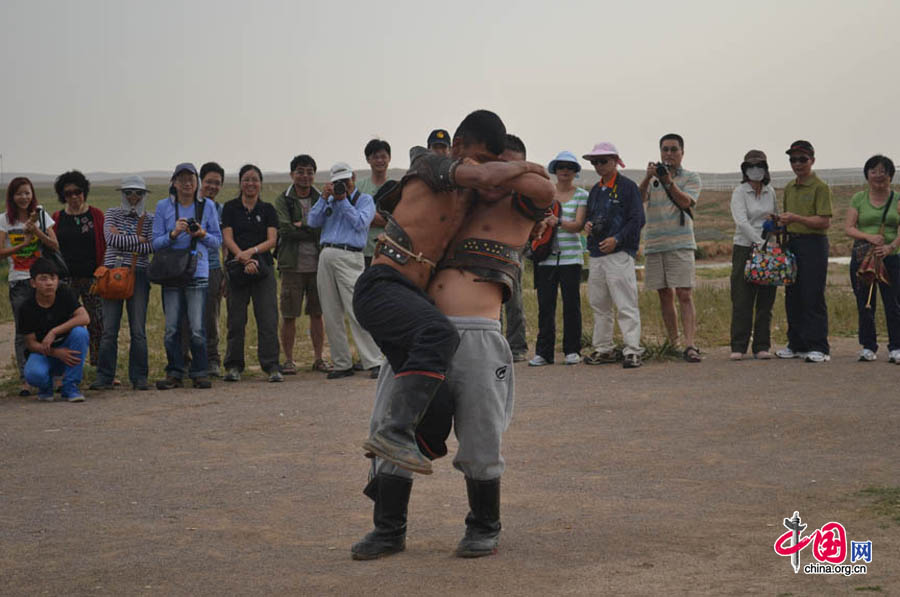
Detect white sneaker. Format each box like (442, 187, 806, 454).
(776, 347, 807, 359)
(564, 353, 582, 365)
(889, 349, 900, 363)
(858, 348, 877, 362)
(805, 351, 831, 363)
(528, 355, 550, 367)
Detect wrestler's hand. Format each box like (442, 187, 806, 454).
(531, 221, 548, 239)
(525, 161, 550, 179)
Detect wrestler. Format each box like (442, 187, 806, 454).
(352, 134, 554, 560)
(353, 110, 548, 475)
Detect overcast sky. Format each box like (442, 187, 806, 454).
(2, 0, 899, 177)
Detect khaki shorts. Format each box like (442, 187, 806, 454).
(644, 248, 695, 290)
(279, 271, 322, 318)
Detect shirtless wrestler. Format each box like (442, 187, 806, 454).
(353, 111, 548, 476)
(352, 134, 554, 560)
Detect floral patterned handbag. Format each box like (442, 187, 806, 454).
(744, 229, 797, 286)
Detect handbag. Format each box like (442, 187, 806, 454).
(744, 229, 796, 286)
(37, 207, 70, 279)
(225, 257, 270, 287)
(529, 200, 560, 262)
(854, 191, 894, 308)
(148, 199, 203, 287)
(91, 214, 145, 300)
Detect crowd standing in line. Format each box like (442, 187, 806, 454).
(5, 132, 899, 401)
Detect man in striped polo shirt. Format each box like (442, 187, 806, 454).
(638, 133, 703, 362)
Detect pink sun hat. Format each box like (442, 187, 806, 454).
(583, 142, 626, 168)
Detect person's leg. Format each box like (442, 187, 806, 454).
(223, 279, 251, 372)
(676, 288, 697, 349)
(533, 264, 559, 362)
(657, 287, 678, 344)
(880, 255, 900, 353)
(606, 252, 643, 356)
(251, 273, 280, 373)
(24, 352, 53, 397)
(784, 237, 805, 353)
(94, 297, 124, 385)
(752, 285, 777, 355)
(205, 266, 223, 373)
(559, 264, 583, 356)
(73, 277, 103, 367)
(59, 326, 89, 397)
(503, 267, 527, 358)
(850, 252, 877, 352)
(797, 236, 830, 355)
(588, 256, 615, 354)
(450, 319, 512, 557)
(162, 286, 186, 379)
(125, 269, 151, 386)
(185, 279, 209, 379)
(279, 271, 300, 366)
(730, 245, 755, 354)
(334, 252, 382, 369)
(179, 312, 191, 367)
(9, 280, 33, 381)
(305, 272, 326, 363)
(317, 249, 352, 371)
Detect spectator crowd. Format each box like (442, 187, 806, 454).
(2, 130, 897, 401)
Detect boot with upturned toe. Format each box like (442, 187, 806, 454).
(351, 473, 413, 560)
(362, 373, 444, 475)
(456, 477, 501, 558)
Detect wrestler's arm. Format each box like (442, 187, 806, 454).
(454, 160, 547, 191)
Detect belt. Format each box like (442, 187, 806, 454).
(320, 242, 363, 252)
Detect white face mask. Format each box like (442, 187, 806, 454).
(746, 167, 766, 182)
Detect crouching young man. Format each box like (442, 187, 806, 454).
(352, 134, 555, 560)
(19, 257, 91, 402)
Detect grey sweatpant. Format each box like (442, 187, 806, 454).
(371, 317, 515, 481)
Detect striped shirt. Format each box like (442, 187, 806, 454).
(103, 207, 154, 269)
(538, 187, 588, 267)
(643, 167, 701, 254)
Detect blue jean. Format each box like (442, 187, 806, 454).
(96, 268, 150, 385)
(24, 326, 89, 397)
(163, 278, 208, 379)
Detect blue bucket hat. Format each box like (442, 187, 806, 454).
(548, 150, 582, 174)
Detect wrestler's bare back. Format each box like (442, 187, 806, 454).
(371, 178, 473, 290)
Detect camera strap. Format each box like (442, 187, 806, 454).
(659, 179, 693, 225)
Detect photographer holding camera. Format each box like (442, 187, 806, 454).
(638, 133, 702, 362)
(582, 142, 646, 368)
(307, 163, 383, 379)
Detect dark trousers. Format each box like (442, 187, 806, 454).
(9, 280, 33, 380)
(785, 235, 829, 354)
(730, 245, 777, 353)
(534, 263, 582, 362)
(850, 252, 900, 352)
(353, 264, 459, 375)
(503, 267, 527, 355)
(224, 271, 280, 373)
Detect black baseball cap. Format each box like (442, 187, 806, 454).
(785, 140, 814, 157)
(427, 129, 451, 148)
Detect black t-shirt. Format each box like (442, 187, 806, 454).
(221, 198, 279, 265)
(56, 211, 97, 277)
(17, 286, 81, 352)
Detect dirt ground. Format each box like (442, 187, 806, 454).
(0, 334, 897, 596)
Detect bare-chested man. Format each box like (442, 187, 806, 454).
(352, 134, 554, 560)
(352, 110, 547, 477)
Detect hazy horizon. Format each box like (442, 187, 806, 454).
(3, 0, 899, 176)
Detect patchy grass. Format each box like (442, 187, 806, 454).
(856, 486, 900, 525)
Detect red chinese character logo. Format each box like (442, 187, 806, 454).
(811, 522, 846, 564)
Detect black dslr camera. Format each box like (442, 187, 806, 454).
(333, 180, 347, 196)
(186, 218, 200, 233)
(655, 162, 669, 179)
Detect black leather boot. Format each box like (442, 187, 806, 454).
(351, 473, 413, 560)
(363, 373, 444, 475)
(456, 477, 501, 558)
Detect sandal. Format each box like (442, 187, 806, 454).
(282, 361, 298, 375)
(312, 358, 333, 373)
(683, 346, 702, 363)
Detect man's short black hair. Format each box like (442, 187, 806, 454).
(364, 139, 391, 159)
(454, 110, 507, 157)
(659, 133, 684, 150)
(200, 162, 225, 181)
(864, 154, 895, 181)
(30, 256, 59, 278)
(54, 170, 90, 204)
(505, 134, 526, 158)
(290, 154, 317, 173)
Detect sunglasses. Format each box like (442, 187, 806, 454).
(123, 190, 146, 197)
(589, 157, 611, 166)
(789, 156, 810, 164)
(555, 163, 578, 171)
(63, 188, 84, 198)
